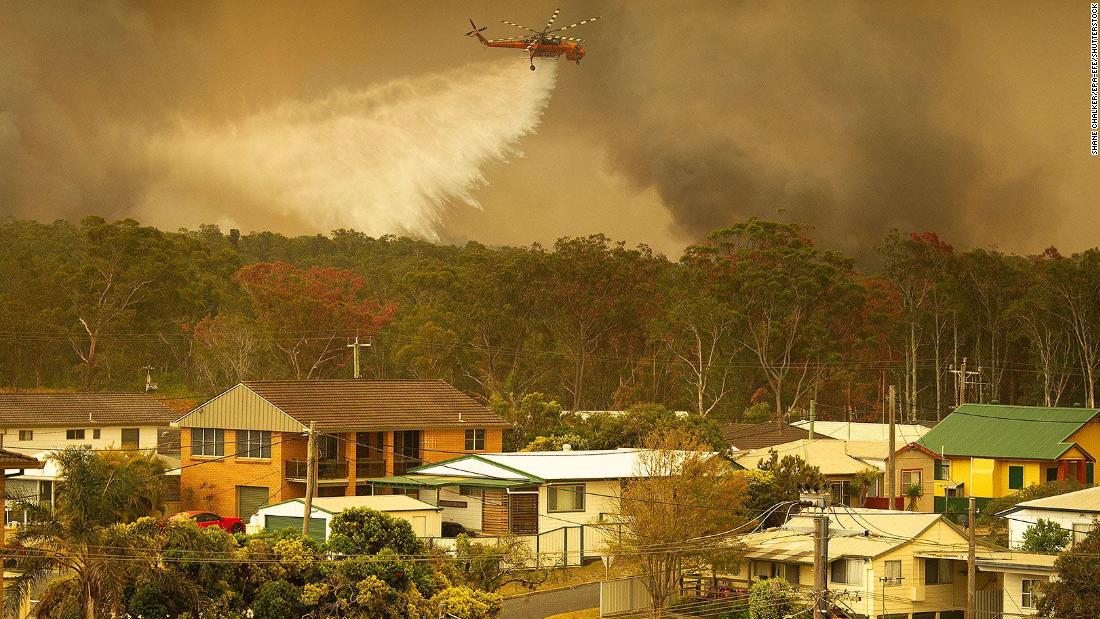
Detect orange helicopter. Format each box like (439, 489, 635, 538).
(466, 9, 600, 71)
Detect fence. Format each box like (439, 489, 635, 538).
(975, 589, 1004, 619)
(601, 576, 652, 617)
(535, 525, 584, 567)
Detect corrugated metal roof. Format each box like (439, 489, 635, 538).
(1008, 484, 1100, 513)
(411, 448, 718, 481)
(721, 422, 809, 450)
(917, 404, 1099, 460)
(791, 420, 930, 443)
(176, 380, 509, 432)
(733, 439, 883, 474)
(364, 474, 528, 488)
(0, 392, 176, 427)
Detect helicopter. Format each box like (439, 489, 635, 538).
(466, 9, 600, 71)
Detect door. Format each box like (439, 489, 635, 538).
(265, 515, 327, 543)
(409, 515, 427, 537)
(236, 486, 270, 522)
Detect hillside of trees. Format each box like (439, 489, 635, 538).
(3, 215, 1099, 423)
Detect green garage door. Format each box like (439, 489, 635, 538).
(265, 515, 327, 543)
(237, 486, 270, 523)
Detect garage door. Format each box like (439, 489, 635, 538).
(265, 515, 327, 543)
(237, 486, 270, 522)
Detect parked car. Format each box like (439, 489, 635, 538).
(173, 510, 245, 533)
(441, 521, 474, 538)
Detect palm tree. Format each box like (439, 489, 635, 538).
(3, 447, 187, 618)
(904, 483, 924, 511)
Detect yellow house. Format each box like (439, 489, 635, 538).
(917, 404, 1098, 512)
(693, 508, 1054, 619)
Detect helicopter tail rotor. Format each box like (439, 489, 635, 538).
(465, 19, 488, 37)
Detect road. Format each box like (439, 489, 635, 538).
(502, 581, 600, 619)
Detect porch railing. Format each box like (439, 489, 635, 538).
(355, 458, 386, 478)
(285, 459, 349, 480)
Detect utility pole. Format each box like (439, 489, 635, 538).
(967, 496, 976, 619)
(347, 333, 371, 379)
(808, 399, 816, 439)
(142, 365, 158, 392)
(813, 513, 830, 619)
(949, 357, 980, 406)
(302, 421, 317, 537)
(888, 385, 897, 508)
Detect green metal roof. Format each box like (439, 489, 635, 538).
(363, 474, 529, 488)
(917, 404, 1099, 460)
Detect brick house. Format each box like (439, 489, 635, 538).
(173, 380, 509, 521)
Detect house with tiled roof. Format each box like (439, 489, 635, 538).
(720, 422, 809, 450)
(917, 404, 1100, 513)
(172, 380, 510, 521)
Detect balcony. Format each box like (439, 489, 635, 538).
(355, 458, 386, 478)
(285, 459, 349, 481)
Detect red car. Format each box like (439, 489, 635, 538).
(173, 511, 245, 533)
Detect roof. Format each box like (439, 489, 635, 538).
(365, 474, 527, 488)
(917, 404, 1100, 460)
(733, 439, 883, 475)
(721, 422, 809, 450)
(738, 507, 951, 562)
(0, 448, 44, 469)
(407, 448, 718, 482)
(265, 495, 442, 514)
(999, 484, 1100, 515)
(915, 550, 1057, 572)
(0, 392, 176, 428)
(179, 380, 509, 432)
(790, 420, 930, 443)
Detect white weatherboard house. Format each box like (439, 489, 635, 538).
(365, 448, 710, 564)
(998, 484, 1100, 549)
(250, 495, 443, 543)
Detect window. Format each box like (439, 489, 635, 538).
(92, 429, 101, 440)
(830, 559, 863, 586)
(190, 428, 225, 457)
(883, 560, 902, 586)
(779, 563, 800, 585)
(317, 434, 342, 461)
(1021, 578, 1038, 608)
(924, 558, 954, 584)
(1008, 465, 1024, 490)
(121, 428, 140, 450)
(1046, 466, 1059, 482)
(934, 459, 950, 481)
(17, 430, 32, 441)
(66, 429, 85, 440)
(238, 430, 272, 459)
(465, 428, 486, 451)
(1088, 462, 1095, 485)
(458, 486, 483, 499)
(547, 484, 586, 512)
(901, 470, 923, 492)
(830, 481, 849, 506)
(193, 512, 220, 523)
(393, 431, 422, 475)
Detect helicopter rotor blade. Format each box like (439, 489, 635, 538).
(543, 9, 561, 32)
(488, 36, 525, 42)
(501, 20, 539, 33)
(560, 37, 583, 42)
(549, 16, 600, 33)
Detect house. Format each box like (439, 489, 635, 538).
(172, 380, 509, 522)
(720, 422, 809, 450)
(363, 448, 718, 561)
(733, 439, 888, 506)
(914, 550, 1058, 618)
(997, 484, 1100, 549)
(790, 419, 931, 443)
(249, 495, 443, 542)
(0, 448, 45, 616)
(884, 442, 949, 513)
(917, 404, 1100, 513)
(704, 507, 1054, 619)
(0, 392, 179, 515)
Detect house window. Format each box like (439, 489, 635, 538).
(238, 430, 272, 459)
(883, 560, 902, 586)
(934, 460, 950, 481)
(547, 484, 586, 513)
(830, 559, 863, 586)
(458, 486, 483, 498)
(317, 434, 342, 461)
(121, 428, 140, 450)
(830, 481, 849, 506)
(190, 428, 225, 457)
(393, 431, 422, 475)
(1021, 578, 1039, 608)
(465, 429, 486, 451)
(1046, 466, 1059, 482)
(92, 429, 101, 440)
(17, 430, 32, 441)
(1008, 465, 1024, 490)
(66, 429, 85, 440)
(779, 563, 800, 585)
(901, 470, 923, 492)
(924, 558, 954, 584)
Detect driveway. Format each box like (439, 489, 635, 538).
(502, 581, 600, 619)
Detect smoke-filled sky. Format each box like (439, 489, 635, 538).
(0, 1, 1096, 256)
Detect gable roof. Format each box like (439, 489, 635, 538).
(733, 439, 883, 475)
(721, 422, 809, 450)
(409, 448, 718, 482)
(998, 484, 1100, 515)
(917, 404, 1100, 460)
(791, 420, 930, 443)
(0, 392, 176, 428)
(177, 380, 508, 432)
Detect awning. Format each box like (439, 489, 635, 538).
(364, 474, 529, 489)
